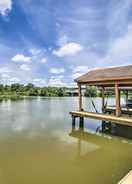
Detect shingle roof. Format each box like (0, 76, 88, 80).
(75, 65, 132, 84)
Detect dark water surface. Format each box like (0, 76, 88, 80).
(0, 97, 131, 184)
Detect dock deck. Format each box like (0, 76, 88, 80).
(118, 170, 132, 184)
(70, 111, 132, 126)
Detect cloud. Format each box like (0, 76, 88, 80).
(100, 25, 132, 67)
(0, 0, 12, 16)
(49, 67, 65, 74)
(32, 78, 46, 87)
(20, 64, 30, 71)
(1, 73, 10, 79)
(1, 76, 20, 84)
(72, 65, 89, 74)
(1, 0, 132, 87)
(110, 25, 132, 60)
(53, 42, 83, 57)
(48, 76, 66, 87)
(0, 67, 11, 74)
(12, 54, 31, 63)
(57, 35, 68, 46)
(41, 57, 47, 64)
(107, 0, 132, 38)
(72, 65, 89, 79)
(0, 67, 19, 84)
(9, 77, 20, 83)
(29, 48, 41, 56)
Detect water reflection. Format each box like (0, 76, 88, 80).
(69, 125, 132, 183)
(0, 97, 131, 184)
(101, 121, 132, 140)
(72, 115, 132, 140)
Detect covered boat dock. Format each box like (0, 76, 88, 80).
(70, 65, 132, 126)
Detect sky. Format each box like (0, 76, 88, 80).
(0, 0, 132, 87)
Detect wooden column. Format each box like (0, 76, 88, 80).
(126, 90, 128, 105)
(72, 116, 76, 131)
(115, 83, 121, 117)
(102, 87, 105, 113)
(79, 117, 84, 130)
(78, 83, 82, 111)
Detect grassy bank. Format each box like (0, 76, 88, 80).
(0, 95, 24, 101)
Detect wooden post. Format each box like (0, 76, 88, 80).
(79, 117, 84, 130)
(126, 90, 128, 106)
(78, 83, 82, 111)
(72, 116, 76, 131)
(115, 83, 121, 117)
(102, 87, 105, 113)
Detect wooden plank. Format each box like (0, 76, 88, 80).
(78, 80, 132, 87)
(106, 106, 132, 116)
(107, 106, 132, 112)
(76, 75, 132, 84)
(70, 111, 132, 126)
(118, 170, 132, 184)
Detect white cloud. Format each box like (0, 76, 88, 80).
(29, 48, 41, 56)
(49, 68, 65, 74)
(48, 76, 66, 87)
(32, 78, 46, 86)
(72, 65, 89, 79)
(41, 57, 47, 64)
(53, 42, 83, 57)
(1, 73, 10, 79)
(0, 0, 12, 16)
(58, 35, 68, 46)
(100, 25, 132, 66)
(72, 65, 89, 73)
(107, 0, 132, 38)
(72, 72, 82, 79)
(12, 54, 31, 63)
(9, 77, 20, 83)
(20, 64, 30, 71)
(0, 67, 12, 83)
(0, 76, 20, 84)
(0, 67, 10, 74)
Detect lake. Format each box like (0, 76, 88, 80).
(0, 97, 131, 184)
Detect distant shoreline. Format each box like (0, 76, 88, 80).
(0, 83, 99, 98)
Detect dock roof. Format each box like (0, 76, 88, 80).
(75, 65, 132, 86)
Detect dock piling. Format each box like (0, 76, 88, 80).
(79, 117, 84, 130)
(72, 115, 76, 130)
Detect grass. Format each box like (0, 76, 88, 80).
(0, 95, 24, 101)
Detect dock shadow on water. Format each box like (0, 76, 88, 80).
(69, 118, 132, 184)
(101, 121, 132, 140)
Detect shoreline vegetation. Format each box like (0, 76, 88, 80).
(0, 83, 128, 101)
(0, 83, 99, 100)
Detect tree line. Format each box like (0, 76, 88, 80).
(0, 83, 99, 99)
(0, 83, 67, 97)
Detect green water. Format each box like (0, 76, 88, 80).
(0, 97, 131, 184)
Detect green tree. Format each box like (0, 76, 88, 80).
(40, 88, 47, 96)
(0, 84, 4, 94)
(85, 86, 97, 97)
(57, 88, 64, 96)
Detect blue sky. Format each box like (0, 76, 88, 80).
(0, 0, 132, 86)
